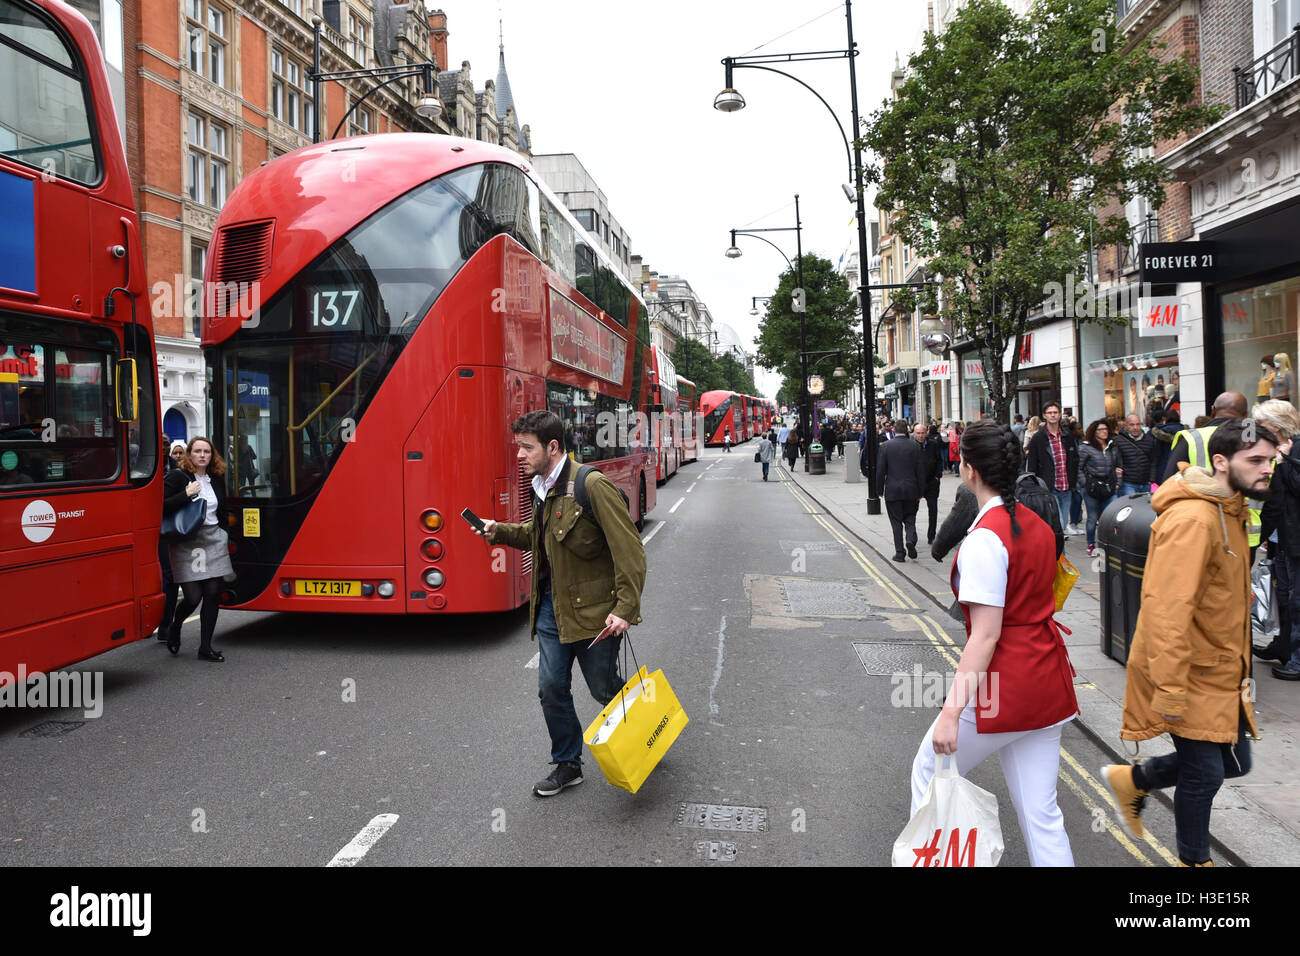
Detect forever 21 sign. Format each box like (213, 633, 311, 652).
(1139, 242, 1218, 283)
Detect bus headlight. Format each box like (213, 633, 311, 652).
(377, 581, 395, 598)
(423, 569, 445, 589)
(421, 510, 443, 531)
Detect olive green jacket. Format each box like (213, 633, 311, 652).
(495, 457, 646, 644)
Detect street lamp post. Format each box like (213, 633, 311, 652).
(725, 195, 811, 470)
(802, 350, 848, 443)
(715, 0, 881, 512)
(310, 16, 442, 144)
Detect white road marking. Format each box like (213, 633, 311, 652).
(686, 482, 697, 493)
(669, 497, 686, 514)
(641, 520, 665, 546)
(708, 615, 727, 726)
(327, 813, 399, 867)
(525, 652, 539, 669)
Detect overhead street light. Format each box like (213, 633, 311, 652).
(715, 0, 882, 512)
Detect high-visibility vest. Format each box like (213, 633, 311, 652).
(1171, 424, 1263, 546)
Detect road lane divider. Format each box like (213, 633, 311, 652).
(641, 520, 665, 546)
(687, 482, 697, 493)
(327, 813, 399, 867)
(669, 497, 686, 514)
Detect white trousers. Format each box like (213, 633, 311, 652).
(911, 705, 1075, 867)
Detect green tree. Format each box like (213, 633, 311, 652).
(715, 352, 758, 395)
(671, 337, 719, 392)
(861, 0, 1220, 421)
(754, 253, 862, 418)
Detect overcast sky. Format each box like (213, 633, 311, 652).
(437, 0, 934, 399)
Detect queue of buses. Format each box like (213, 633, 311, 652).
(1, 0, 776, 679)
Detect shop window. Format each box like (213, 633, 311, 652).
(1222, 276, 1300, 407)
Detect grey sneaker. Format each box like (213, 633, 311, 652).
(533, 761, 583, 797)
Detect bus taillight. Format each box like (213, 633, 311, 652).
(421, 510, 443, 531)
(423, 569, 445, 589)
(421, 539, 444, 560)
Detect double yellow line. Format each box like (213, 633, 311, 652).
(781, 470, 1178, 866)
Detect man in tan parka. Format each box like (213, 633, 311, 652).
(1102, 419, 1276, 866)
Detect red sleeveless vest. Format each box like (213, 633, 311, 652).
(950, 502, 1078, 734)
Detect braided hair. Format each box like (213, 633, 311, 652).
(959, 420, 1023, 538)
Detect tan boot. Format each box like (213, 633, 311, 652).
(1177, 860, 1214, 867)
(1100, 764, 1147, 840)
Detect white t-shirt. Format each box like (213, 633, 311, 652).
(196, 473, 219, 526)
(954, 495, 1009, 607)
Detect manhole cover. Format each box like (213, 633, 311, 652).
(779, 540, 848, 554)
(19, 720, 84, 738)
(676, 803, 769, 832)
(695, 840, 738, 861)
(852, 641, 951, 676)
(782, 579, 869, 617)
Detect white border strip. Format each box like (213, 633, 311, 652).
(327, 813, 399, 867)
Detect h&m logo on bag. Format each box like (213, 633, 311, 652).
(646, 714, 671, 749)
(913, 828, 978, 867)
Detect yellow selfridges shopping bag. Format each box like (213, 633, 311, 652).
(583, 665, 688, 794)
(1053, 554, 1080, 612)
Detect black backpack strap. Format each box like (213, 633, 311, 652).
(573, 463, 599, 529)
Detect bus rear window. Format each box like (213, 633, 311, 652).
(0, 0, 100, 184)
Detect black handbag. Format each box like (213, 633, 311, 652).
(162, 498, 206, 541)
(1086, 475, 1116, 501)
(754, 452, 761, 462)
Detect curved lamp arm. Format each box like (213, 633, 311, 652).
(732, 230, 795, 273)
(331, 66, 428, 140)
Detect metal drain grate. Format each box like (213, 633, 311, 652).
(852, 641, 951, 676)
(19, 720, 85, 738)
(779, 540, 848, 554)
(695, 840, 738, 861)
(677, 802, 769, 832)
(782, 579, 869, 617)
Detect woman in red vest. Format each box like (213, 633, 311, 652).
(910, 420, 1080, 866)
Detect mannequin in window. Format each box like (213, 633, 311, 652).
(1272, 353, 1292, 404)
(1259, 355, 1276, 405)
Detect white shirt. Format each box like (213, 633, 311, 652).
(954, 495, 1009, 607)
(531, 457, 567, 507)
(196, 473, 219, 526)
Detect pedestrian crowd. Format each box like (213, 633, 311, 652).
(846, 391, 1295, 867)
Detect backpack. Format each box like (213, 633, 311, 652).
(571, 463, 629, 532)
(1013, 472, 1065, 558)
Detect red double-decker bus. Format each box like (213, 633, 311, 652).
(701, 389, 754, 446)
(675, 375, 698, 464)
(0, 0, 162, 674)
(649, 344, 679, 484)
(202, 133, 657, 615)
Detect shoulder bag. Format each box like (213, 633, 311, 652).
(162, 498, 206, 541)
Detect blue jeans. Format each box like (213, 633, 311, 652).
(1133, 720, 1252, 864)
(1070, 489, 1082, 526)
(536, 587, 625, 766)
(1052, 489, 1072, 530)
(1083, 493, 1114, 547)
(761, 462, 770, 479)
(1118, 480, 1149, 497)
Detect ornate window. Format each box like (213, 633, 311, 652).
(187, 112, 229, 208)
(185, 0, 228, 88)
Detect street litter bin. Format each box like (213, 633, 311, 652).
(1096, 492, 1158, 665)
(809, 442, 825, 475)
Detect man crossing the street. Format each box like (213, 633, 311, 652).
(1102, 419, 1274, 866)
(478, 410, 647, 797)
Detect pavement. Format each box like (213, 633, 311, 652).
(784, 448, 1300, 867)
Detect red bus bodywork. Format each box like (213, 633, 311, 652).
(675, 375, 698, 464)
(0, 0, 162, 675)
(203, 134, 657, 615)
(649, 344, 679, 484)
(700, 390, 748, 446)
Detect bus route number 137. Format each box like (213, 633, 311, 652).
(311, 288, 361, 329)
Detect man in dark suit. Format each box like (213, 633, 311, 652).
(877, 423, 927, 561)
(917, 422, 946, 544)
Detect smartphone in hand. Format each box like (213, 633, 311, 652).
(461, 507, 486, 533)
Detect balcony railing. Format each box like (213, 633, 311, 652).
(1234, 26, 1300, 109)
(1115, 215, 1159, 278)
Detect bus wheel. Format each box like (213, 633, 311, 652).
(636, 475, 647, 532)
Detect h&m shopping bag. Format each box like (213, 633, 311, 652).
(1053, 554, 1079, 612)
(584, 663, 688, 794)
(892, 756, 1003, 867)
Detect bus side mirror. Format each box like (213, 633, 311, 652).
(116, 358, 139, 422)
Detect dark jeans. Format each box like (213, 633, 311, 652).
(885, 499, 919, 555)
(761, 462, 770, 480)
(1272, 552, 1300, 667)
(1070, 489, 1082, 526)
(1132, 719, 1252, 864)
(1083, 493, 1114, 547)
(536, 587, 625, 766)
